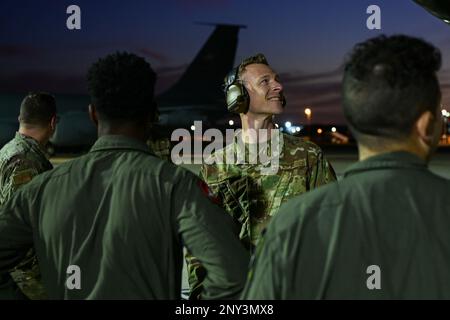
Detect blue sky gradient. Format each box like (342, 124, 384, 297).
(1, 0, 449, 124)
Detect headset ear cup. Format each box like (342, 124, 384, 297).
(238, 85, 249, 114)
(226, 82, 249, 114)
(224, 67, 251, 114)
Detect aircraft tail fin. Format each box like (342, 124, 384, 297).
(413, 0, 450, 24)
(157, 23, 246, 106)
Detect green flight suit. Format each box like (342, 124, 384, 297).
(0, 135, 249, 299)
(187, 132, 336, 299)
(243, 152, 450, 299)
(0, 132, 53, 299)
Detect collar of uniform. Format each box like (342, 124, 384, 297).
(15, 132, 50, 158)
(16, 132, 40, 148)
(89, 135, 155, 156)
(343, 151, 427, 178)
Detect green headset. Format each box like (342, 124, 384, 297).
(223, 65, 286, 114)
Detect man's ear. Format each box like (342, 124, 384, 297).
(50, 115, 57, 130)
(415, 111, 435, 146)
(88, 104, 98, 126)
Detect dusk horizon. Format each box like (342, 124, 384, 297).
(1, 0, 449, 125)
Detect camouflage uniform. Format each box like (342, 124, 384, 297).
(147, 137, 171, 162)
(0, 132, 53, 299)
(186, 132, 336, 298)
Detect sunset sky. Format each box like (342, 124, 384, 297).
(1, 0, 449, 125)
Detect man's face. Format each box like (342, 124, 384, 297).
(241, 63, 284, 116)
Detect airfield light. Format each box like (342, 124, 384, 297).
(229, 120, 234, 126)
(317, 128, 323, 135)
(285, 121, 292, 128)
(331, 127, 337, 133)
(305, 108, 312, 117)
(290, 128, 296, 134)
(275, 123, 279, 128)
(296, 127, 301, 132)
(191, 125, 196, 131)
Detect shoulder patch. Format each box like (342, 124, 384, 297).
(12, 170, 34, 186)
(197, 180, 222, 206)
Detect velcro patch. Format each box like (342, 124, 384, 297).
(12, 170, 33, 186)
(197, 180, 222, 206)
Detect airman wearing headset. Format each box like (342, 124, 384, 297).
(186, 53, 337, 299)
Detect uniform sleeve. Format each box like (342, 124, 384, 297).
(309, 150, 337, 189)
(184, 163, 228, 300)
(186, 164, 250, 299)
(243, 194, 336, 300)
(184, 251, 206, 300)
(0, 156, 39, 206)
(242, 201, 300, 300)
(176, 175, 249, 300)
(0, 190, 34, 299)
(183, 164, 210, 300)
(240, 233, 282, 300)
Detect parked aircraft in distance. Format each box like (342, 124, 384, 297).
(0, 23, 246, 150)
(413, 0, 450, 24)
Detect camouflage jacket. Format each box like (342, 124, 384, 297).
(0, 132, 53, 206)
(0, 132, 53, 299)
(147, 137, 171, 162)
(186, 132, 336, 298)
(201, 132, 336, 248)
